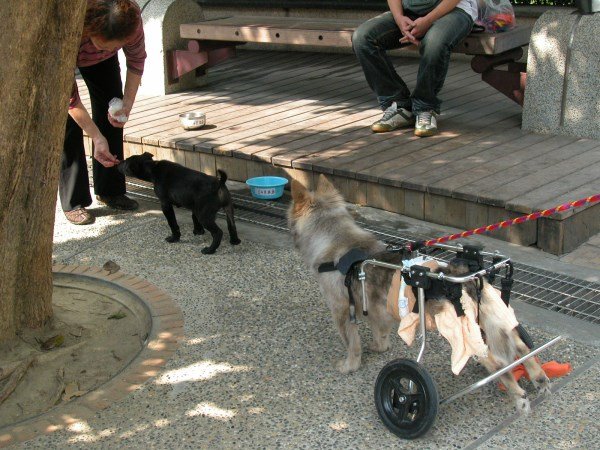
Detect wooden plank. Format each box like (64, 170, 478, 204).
(181, 16, 362, 47)
(287, 67, 488, 172)
(181, 16, 530, 55)
(178, 74, 371, 154)
(475, 138, 600, 208)
(224, 70, 412, 159)
(161, 54, 367, 151)
(457, 26, 531, 55)
(267, 62, 474, 168)
(425, 132, 553, 197)
(127, 52, 340, 144)
(453, 134, 579, 201)
(298, 76, 512, 176)
(494, 141, 600, 213)
(372, 112, 522, 187)
(245, 59, 424, 162)
(352, 100, 520, 185)
(325, 104, 520, 182)
(508, 160, 600, 215)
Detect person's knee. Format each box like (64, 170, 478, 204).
(352, 23, 375, 53)
(419, 36, 451, 63)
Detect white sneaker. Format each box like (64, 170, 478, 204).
(414, 111, 438, 137)
(371, 102, 415, 133)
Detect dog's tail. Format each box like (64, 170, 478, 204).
(217, 170, 228, 186)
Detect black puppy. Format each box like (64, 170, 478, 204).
(118, 152, 241, 254)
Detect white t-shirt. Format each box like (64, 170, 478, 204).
(457, 0, 478, 21)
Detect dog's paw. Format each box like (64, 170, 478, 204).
(193, 228, 205, 235)
(336, 358, 360, 374)
(165, 234, 180, 243)
(515, 396, 531, 415)
(533, 376, 552, 397)
(537, 383, 552, 398)
(230, 237, 241, 245)
(201, 247, 216, 255)
(368, 340, 390, 353)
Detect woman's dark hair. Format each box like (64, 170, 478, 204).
(83, 0, 140, 41)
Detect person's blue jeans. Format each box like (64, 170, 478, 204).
(352, 10, 473, 114)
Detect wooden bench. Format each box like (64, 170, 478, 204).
(168, 16, 531, 104)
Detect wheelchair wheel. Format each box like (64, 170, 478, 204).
(517, 324, 534, 349)
(374, 358, 439, 440)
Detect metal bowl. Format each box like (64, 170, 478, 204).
(179, 111, 206, 130)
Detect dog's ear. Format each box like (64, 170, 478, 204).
(141, 152, 154, 160)
(291, 179, 308, 203)
(316, 175, 338, 196)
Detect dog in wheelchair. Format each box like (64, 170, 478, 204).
(288, 175, 550, 413)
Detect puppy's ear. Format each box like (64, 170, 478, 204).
(142, 152, 154, 159)
(316, 175, 338, 195)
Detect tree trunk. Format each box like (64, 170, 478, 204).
(0, 0, 87, 342)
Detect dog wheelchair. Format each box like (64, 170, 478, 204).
(355, 242, 562, 440)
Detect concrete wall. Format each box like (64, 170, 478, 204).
(120, 0, 206, 97)
(522, 8, 600, 139)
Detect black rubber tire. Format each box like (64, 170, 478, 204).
(374, 359, 439, 440)
(516, 324, 534, 349)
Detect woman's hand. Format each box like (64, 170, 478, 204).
(93, 135, 119, 167)
(107, 103, 131, 128)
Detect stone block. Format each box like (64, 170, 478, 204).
(523, 9, 600, 139)
(120, 0, 206, 96)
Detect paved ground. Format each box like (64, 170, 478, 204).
(20, 185, 600, 449)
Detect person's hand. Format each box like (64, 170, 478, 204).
(410, 16, 433, 39)
(398, 15, 419, 46)
(107, 104, 131, 128)
(399, 16, 434, 45)
(93, 135, 119, 167)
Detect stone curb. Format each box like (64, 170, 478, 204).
(0, 265, 184, 448)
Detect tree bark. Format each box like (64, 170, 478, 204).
(0, 1, 87, 342)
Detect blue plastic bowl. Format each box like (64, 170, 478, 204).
(245, 176, 289, 200)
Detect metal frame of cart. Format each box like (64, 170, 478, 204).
(358, 243, 561, 439)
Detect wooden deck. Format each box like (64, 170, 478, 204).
(79, 50, 600, 255)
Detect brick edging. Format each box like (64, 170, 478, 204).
(0, 265, 183, 448)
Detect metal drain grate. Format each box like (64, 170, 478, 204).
(126, 179, 600, 325)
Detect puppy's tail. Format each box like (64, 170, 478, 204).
(217, 170, 228, 186)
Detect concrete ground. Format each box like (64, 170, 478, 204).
(21, 184, 600, 449)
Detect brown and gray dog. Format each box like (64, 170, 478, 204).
(289, 175, 550, 413)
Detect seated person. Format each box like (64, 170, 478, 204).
(352, 0, 477, 137)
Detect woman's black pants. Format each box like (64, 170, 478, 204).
(60, 55, 126, 212)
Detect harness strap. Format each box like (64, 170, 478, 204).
(317, 262, 336, 273)
(344, 270, 357, 323)
(317, 248, 370, 324)
(403, 267, 466, 317)
(409, 283, 466, 317)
